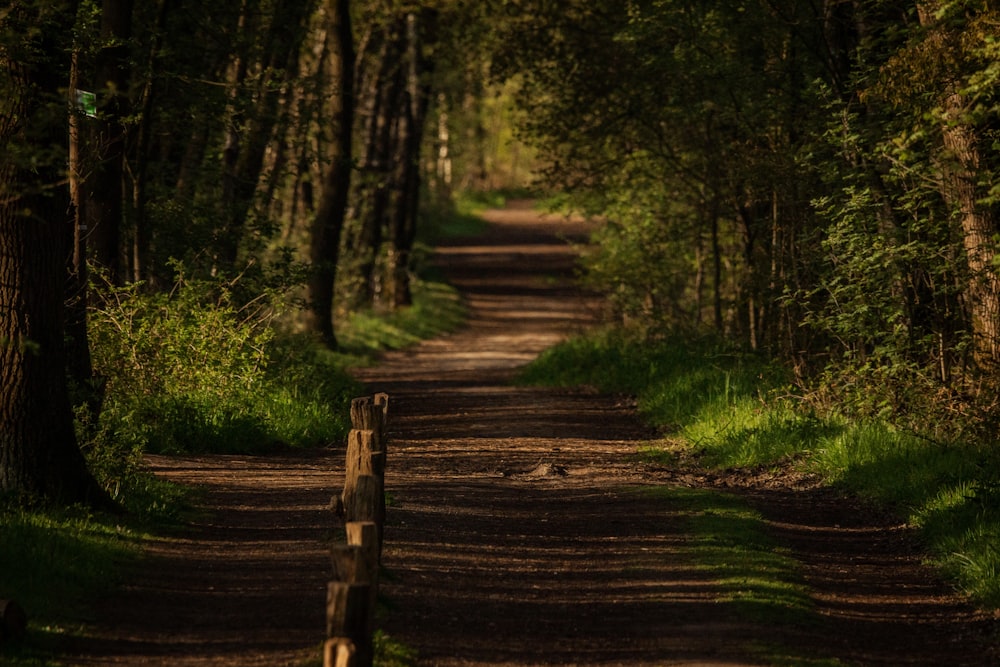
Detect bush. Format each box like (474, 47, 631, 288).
(83, 272, 359, 504)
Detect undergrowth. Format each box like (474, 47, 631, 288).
(519, 326, 1000, 609)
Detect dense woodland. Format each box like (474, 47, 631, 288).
(1, 1, 999, 503)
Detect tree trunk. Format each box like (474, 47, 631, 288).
(352, 19, 404, 307)
(388, 11, 435, 309)
(307, 0, 355, 349)
(917, 3, 1000, 375)
(129, 0, 172, 287)
(216, 0, 312, 272)
(0, 0, 106, 505)
(939, 98, 1000, 371)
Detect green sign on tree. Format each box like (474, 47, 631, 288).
(75, 89, 97, 118)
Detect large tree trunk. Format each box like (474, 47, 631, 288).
(307, 0, 355, 349)
(0, 0, 106, 505)
(939, 98, 1000, 371)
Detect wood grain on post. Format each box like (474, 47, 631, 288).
(342, 429, 375, 513)
(326, 582, 372, 667)
(330, 544, 368, 584)
(346, 521, 379, 571)
(346, 474, 380, 523)
(350, 394, 389, 444)
(344, 521, 380, 632)
(323, 638, 356, 667)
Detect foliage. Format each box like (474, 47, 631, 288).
(490, 0, 1000, 440)
(85, 270, 359, 477)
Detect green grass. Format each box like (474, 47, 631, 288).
(373, 630, 418, 667)
(520, 326, 1000, 608)
(654, 486, 816, 624)
(641, 486, 843, 666)
(0, 502, 150, 666)
(336, 279, 465, 360)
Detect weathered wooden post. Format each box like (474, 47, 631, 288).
(323, 638, 355, 667)
(325, 581, 371, 667)
(326, 394, 389, 667)
(341, 394, 389, 559)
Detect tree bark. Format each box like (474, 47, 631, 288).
(78, 0, 134, 285)
(917, 3, 1000, 374)
(0, 0, 106, 505)
(307, 0, 355, 349)
(388, 11, 435, 309)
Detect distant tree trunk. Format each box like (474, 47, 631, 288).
(387, 10, 435, 309)
(0, 0, 106, 505)
(307, 0, 355, 349)
(352, 18, 404, 306)
(216, 0, 312, 271)
(917, 3, 1000, 375)
(80, 0, 134, 285)
(68, 48, 95, 403)
(129, 0, 172, 286)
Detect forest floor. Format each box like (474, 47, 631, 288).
(62, 201, 999, 666)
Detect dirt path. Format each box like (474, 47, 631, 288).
(63, 202, 998, 666)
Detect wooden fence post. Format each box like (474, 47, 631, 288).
(326, 581, 372, 667)
(327, 394, 389, 667)
(323, 638, 355, 667)
(341, 394, 389, 560)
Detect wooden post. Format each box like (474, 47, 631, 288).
(328, 394, 389, 667)
(326, 582, 372, 667)
(344, 521, 379, 635)
(342, 429, 375, 518)
(349, 394, 389, 446)
(346, 521, 379, 571)
(330, 544, 368, 583)
(346, 474, 380, 524)
(324, 638, 356, 667)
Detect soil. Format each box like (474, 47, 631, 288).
(61, 201, 999, 666)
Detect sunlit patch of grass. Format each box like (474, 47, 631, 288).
(640, 486, 837, 664)
(651, 487, 817, 626)
(373, 630, 418, 667)
(336, 279, 465, 360)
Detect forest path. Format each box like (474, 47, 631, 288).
(61, 201, 997, 666)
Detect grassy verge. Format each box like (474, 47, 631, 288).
(519, 326, 1000, 609)
(0, 493, 183, 666)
